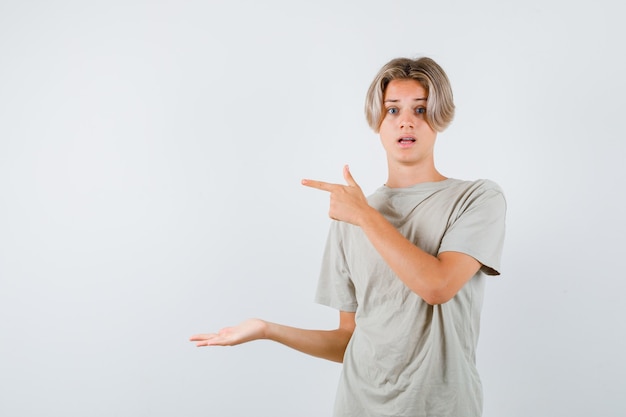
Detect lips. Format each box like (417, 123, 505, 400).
(398, 136, 416, 144)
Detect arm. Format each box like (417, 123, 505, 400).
(302, 166, 481, 305)
(358, 209, 480, 304)
(190, 311, 355, 363)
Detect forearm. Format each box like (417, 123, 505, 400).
(264, 321, 353, 363)
(358, 207, 463, 304)
(302, 166, 480, 305)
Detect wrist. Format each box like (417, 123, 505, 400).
(358, 206, 381, 230)
(260, 320, 272, 340)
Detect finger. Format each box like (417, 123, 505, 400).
(342, 165, 358, 187)
(301, 179, 339, 192)
(190, 334, 219, 343)
(196, 337, 221, 347)
(202, 333, 233, 347)
(195, 340, 217, 347)
(191, 333, 223, 346)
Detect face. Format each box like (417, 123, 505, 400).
(378, 79, 437, 169)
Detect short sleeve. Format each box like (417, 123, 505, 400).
(314, 221, 358, 311)
(438, 181, 507, 275)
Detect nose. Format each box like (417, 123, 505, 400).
(399, 115, 415, 129)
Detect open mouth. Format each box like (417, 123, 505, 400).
(398, 137, 416, 144)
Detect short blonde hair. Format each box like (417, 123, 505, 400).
(365, 57, 455, 132)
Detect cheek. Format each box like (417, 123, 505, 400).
(417, 120, 436, 135)
(378, 126, 394, 144)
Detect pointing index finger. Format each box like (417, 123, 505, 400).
(301, 179, 337, 192)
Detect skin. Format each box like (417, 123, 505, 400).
(189, 79, 482, 363)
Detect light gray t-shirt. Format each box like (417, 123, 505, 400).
(315, 178, 506, 417)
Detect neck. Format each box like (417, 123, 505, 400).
(385, 163, 447, 188)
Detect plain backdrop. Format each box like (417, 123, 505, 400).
(1, 1, 624, 416)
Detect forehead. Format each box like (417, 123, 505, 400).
(384, 79, 427, 100)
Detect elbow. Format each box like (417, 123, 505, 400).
(414, 268, 465, 305)
(419, 287, 456, 306)
(331, 325, 355, 363)
(421, 294, 452, 306)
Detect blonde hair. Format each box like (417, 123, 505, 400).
(365, 57, 455, 132)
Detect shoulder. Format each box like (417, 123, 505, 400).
(449, 178, 504, 193)
(471, 179, 506, 204)
(473, 178, 504, 194)
(449, 178, 505, 202)
(443, 179, 507, 218)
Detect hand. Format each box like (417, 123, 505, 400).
(302, 165, 370, 226)
(190, 318, 267, 347)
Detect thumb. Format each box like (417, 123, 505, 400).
(343, 165, 359, 187)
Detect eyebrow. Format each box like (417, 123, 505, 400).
(384, 97, 427, 103)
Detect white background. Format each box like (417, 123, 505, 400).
(1, 1, 624, 416)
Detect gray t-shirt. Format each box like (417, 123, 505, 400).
(315, 178, 506, 417)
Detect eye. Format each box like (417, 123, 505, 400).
(386, 107, 398, 115)
(415, 107, 426, 115)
